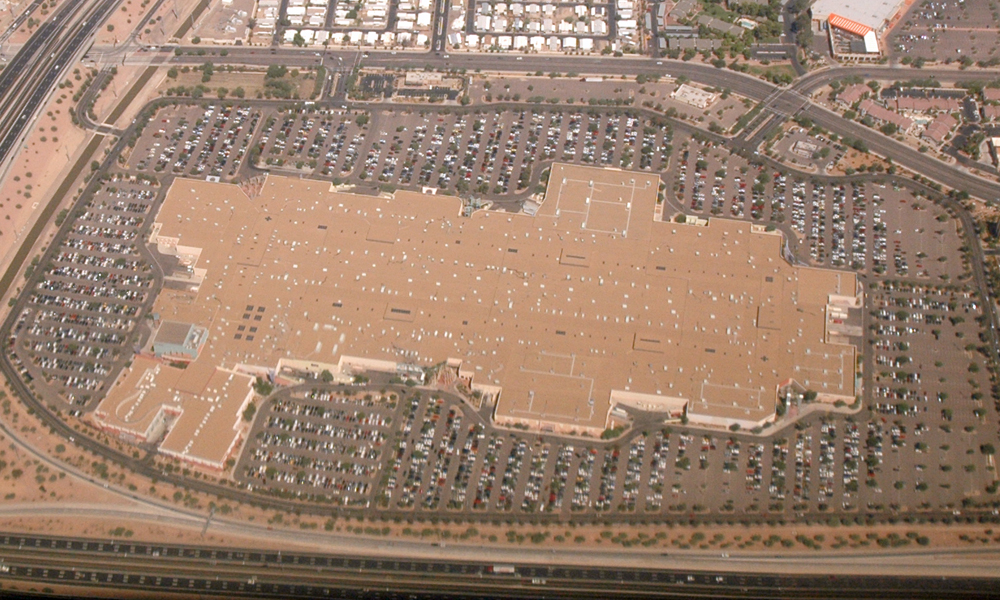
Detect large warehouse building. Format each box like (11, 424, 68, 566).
(95, 165, 859, 467)
(810, 0, 906, 33)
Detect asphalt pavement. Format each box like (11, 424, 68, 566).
(2, 530, 1000, 599)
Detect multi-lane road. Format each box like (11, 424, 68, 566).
(107, 44, 1000, 201)
(0, 0, 123, 174)
(1, 532, 998, 599)
(0, 0, 45, 46)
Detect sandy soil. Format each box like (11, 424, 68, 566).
(0, 514, 285, 550)
(828, 146, 892, 176)
(88, 64, 172, 129)
(0, 372, 296, 532)
(91, 66, 171, 130)
(94, 0, 157, 46)
(0, 0, 27, 36)
(338, 517, 1000, 555)
(153, 0, 204, 44)
(0, 388, 141, 507)
(89, 65, 143, 122)
(4, 512, 998, 558)
(0, 63, 93, 290)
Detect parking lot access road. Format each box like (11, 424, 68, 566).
(141, 46, 1000, 203)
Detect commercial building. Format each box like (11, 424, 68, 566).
(671, 83, 719, 109)
(151, 320, 209, 361)
(858, 99, 913, 132)
(826, 13, 880, 58)
(811, 0, 906, 33)
(93, 358, 255, 470)
(102, 164, 858, 447)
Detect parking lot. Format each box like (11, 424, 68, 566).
(244, 106, 676, 201)
(9, 94, 996, 522)
(8, 177, 162, 407)
(234, 358, 996, 518)
(886, 0, 1000, 64)
(129, 104, 261, 180)
(669, 133, 966, 276)
(240, 388, 396, 505)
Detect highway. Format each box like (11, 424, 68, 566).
(1, 532, 998, 599)
(0, 0, 44, 46)
(0, 0, 124, 175)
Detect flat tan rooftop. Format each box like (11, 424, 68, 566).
(95, 356, 253, 467)
(145, 164, 855, 435)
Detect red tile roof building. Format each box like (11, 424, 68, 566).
(837, 84, 869, 106)
(982, 105, 1000, 120)
(922, 113, 957, 144)
(858, 99, 913, 131)
(895, 97, 961, 113)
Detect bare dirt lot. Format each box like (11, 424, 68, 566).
(468, 74, 750, 132)
(90, 65, 150, 123)
(93, 0, 156, 45)
(137, 0, 202, 45)
(0, 0, 28, 36)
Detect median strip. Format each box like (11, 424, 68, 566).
(104, 66, 158, 127)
